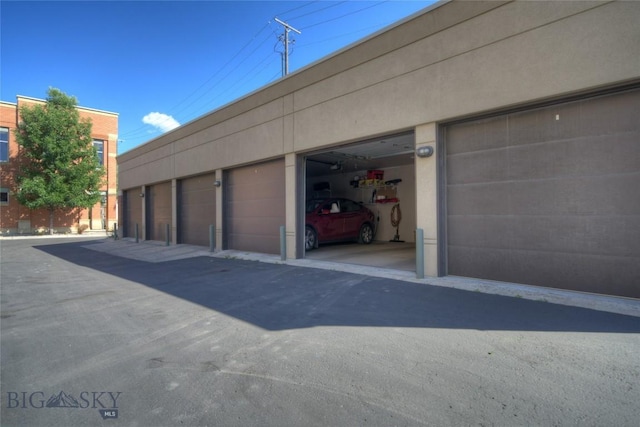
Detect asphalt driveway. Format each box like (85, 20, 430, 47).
(1, 237, 639, 426)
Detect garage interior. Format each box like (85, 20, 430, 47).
(304, 132, 416, 272)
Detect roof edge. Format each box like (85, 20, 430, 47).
(16, 95, 119, 116)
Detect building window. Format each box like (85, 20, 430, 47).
(0, 127, 8, 162)
(0, 188, 8, 205)
(93, 139, 104, 166)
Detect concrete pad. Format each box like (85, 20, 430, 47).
(78, 238, 640, 318)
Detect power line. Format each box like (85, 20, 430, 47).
(212, 55, 281, 105)
(301, 1, 387, 30)
(120, 1, 416, 145)
(176, 30, 275, 119)
(285, 1, 347, 21)
(168, 24, 272, 120)
(120, 23, 272, 139)
(296, 21, 392, 48)
(203, 47, 280, 110)
(275, 0, 320, 18)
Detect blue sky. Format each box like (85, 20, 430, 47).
(1, 1, 435, 153)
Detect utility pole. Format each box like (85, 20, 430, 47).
(274, 17, 301, 76)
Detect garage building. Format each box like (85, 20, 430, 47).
(118, 0, 640, 298)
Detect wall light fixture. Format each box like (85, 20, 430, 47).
(416, 145, 434, 158)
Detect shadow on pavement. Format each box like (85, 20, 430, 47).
(35, 240, 640, 333)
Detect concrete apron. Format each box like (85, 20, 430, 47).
(83, 238, 640, 318)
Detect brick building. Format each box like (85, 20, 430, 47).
(0, 95, 118, 234)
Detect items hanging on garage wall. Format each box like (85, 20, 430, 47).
(355, 170, 401, 204)
(389, 203, 405, 242)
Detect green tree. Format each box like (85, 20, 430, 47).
(14, 88, 105, 234)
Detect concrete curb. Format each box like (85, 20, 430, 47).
(80, 238, 640, 318)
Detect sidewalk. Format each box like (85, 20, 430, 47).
(78, 237, 640, 318)
(0, 230, 110, 239)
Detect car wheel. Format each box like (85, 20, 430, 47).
(305, 226, 317, 251)
(358, 223, 374, 244)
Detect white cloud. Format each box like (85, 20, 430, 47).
(142, 112, 180, 133)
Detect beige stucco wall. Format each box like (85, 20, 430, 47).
(415, 123, 438, 276)
(120, 0, 639, 188)
(118, 0, 640, 267)
(285, 153, 297, 259)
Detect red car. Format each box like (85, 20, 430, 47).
(305, 198, 376, 251)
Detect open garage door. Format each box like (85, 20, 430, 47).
(146, 181, 172, 242)
(224, 159, 285, 254)
(123, 189, 142, 238)
(304, 132, 416, 271)
(444, 87, 640, 298)
(179, 173, 216, 246)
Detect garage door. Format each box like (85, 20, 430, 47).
(179, 173, 216, 246)
(123, 189, 142, 238)
(146, 181, 172, 242)
(224, 159, 285, 254)
(444, 88, 640, 298)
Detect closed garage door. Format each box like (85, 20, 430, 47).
(179, 173, 216, 246)
(123, 189, 142, 238)
(224, 159, 285, 254)
(444, 88, 640, 298)
(147, 181, 172, 242)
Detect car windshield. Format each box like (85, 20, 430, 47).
(306, 199, 327, 213)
